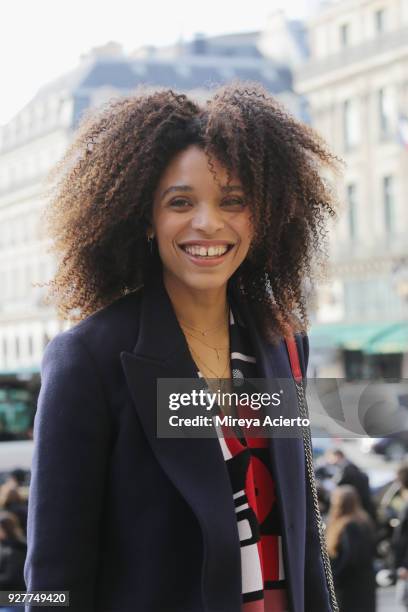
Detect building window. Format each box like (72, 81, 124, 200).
(343, 99, 360, 150)
(378, 87, 393, 139)
(340, 23, 350, 48)
(2, 338, 7, 364)
(383, 175, 395, 235)
(39, 260, 47, 283)
(24, 264, 31, 292)
(15, 337, 20, 359)
(346, 183, 357, 240)
(28, 335, 33, 357)
(15, 267, 23, 299)
(375, 9, 385, 34)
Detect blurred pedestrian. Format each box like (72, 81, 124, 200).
(7, 470, 26, 489)
(0, 511, 26, 611)
(0, 489, 27, 536)
(326, 448, 377, 522)
(326, 484, 377, 612)
(391, 463, 408, 610)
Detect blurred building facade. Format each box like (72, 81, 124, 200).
(0, 18, 307, 374)
(296, 0, 408, 378)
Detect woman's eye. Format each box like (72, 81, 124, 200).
(169, 198, 191, 208)
(222, 198, 246, 208)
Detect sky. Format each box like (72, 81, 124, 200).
(1, 0, 313, 126)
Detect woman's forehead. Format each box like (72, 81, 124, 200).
(161, 145, 241, 184)
(155, 145, 242, 195)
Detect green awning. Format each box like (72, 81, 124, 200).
(309, 321, 408, 354)
(364, 322, 408, 354)
(0, 367, 40, 377)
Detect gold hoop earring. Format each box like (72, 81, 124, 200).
(147, 233, 155, 254)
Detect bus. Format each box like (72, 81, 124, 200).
(0, 372, 40, 480)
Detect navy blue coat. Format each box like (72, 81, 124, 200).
(24, 270, 332, 611)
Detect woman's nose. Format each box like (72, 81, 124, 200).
(191, 203, 224, 234)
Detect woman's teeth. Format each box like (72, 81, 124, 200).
(182, 245, 230, 257)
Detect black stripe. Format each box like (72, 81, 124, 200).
(242, 590, 264, 603)
(264, 580, 287, 590)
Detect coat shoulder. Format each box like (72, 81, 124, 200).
(45, 288, 144, 372)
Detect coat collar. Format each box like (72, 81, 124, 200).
(120, 269, 306, 612)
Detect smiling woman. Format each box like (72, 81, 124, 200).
(25, 82, 342, 612)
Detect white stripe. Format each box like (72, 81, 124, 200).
(216, 433, 233, 459)
(238, 518, 253, 543)
(233, 491, 245, 500)
(229, 309, 235, 325)
(240, 538, 263, 594)
(235, 502, 249, 513)
(231, 352, 256, 363)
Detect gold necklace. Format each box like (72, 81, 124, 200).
(181, 328, 229, 361)
(188, 345, 233, 414)
(188, 343, 230, 380)
(178, 304, 229, 337)
(188, 344, 233, 412)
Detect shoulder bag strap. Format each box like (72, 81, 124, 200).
(284, 334, 339, 612)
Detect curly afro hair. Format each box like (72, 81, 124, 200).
(41, 80, 342, 343)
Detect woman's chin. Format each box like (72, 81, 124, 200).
(166, 269, 231, 293)
(184, 276, 229, 292)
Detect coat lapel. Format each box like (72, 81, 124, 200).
(120, 271, 242, 611)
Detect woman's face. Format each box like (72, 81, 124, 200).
(151, 145, 253, 293)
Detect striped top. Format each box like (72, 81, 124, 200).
(195, 302, 289, 612)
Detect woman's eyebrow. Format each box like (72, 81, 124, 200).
(160, 185, 193, 200)
(160, 183, 244, 201)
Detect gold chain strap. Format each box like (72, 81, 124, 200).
(294, 379, 339, 612)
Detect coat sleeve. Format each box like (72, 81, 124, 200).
(24, 331, 112, 611)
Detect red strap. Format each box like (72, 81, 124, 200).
(285, 335, 303, 384)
